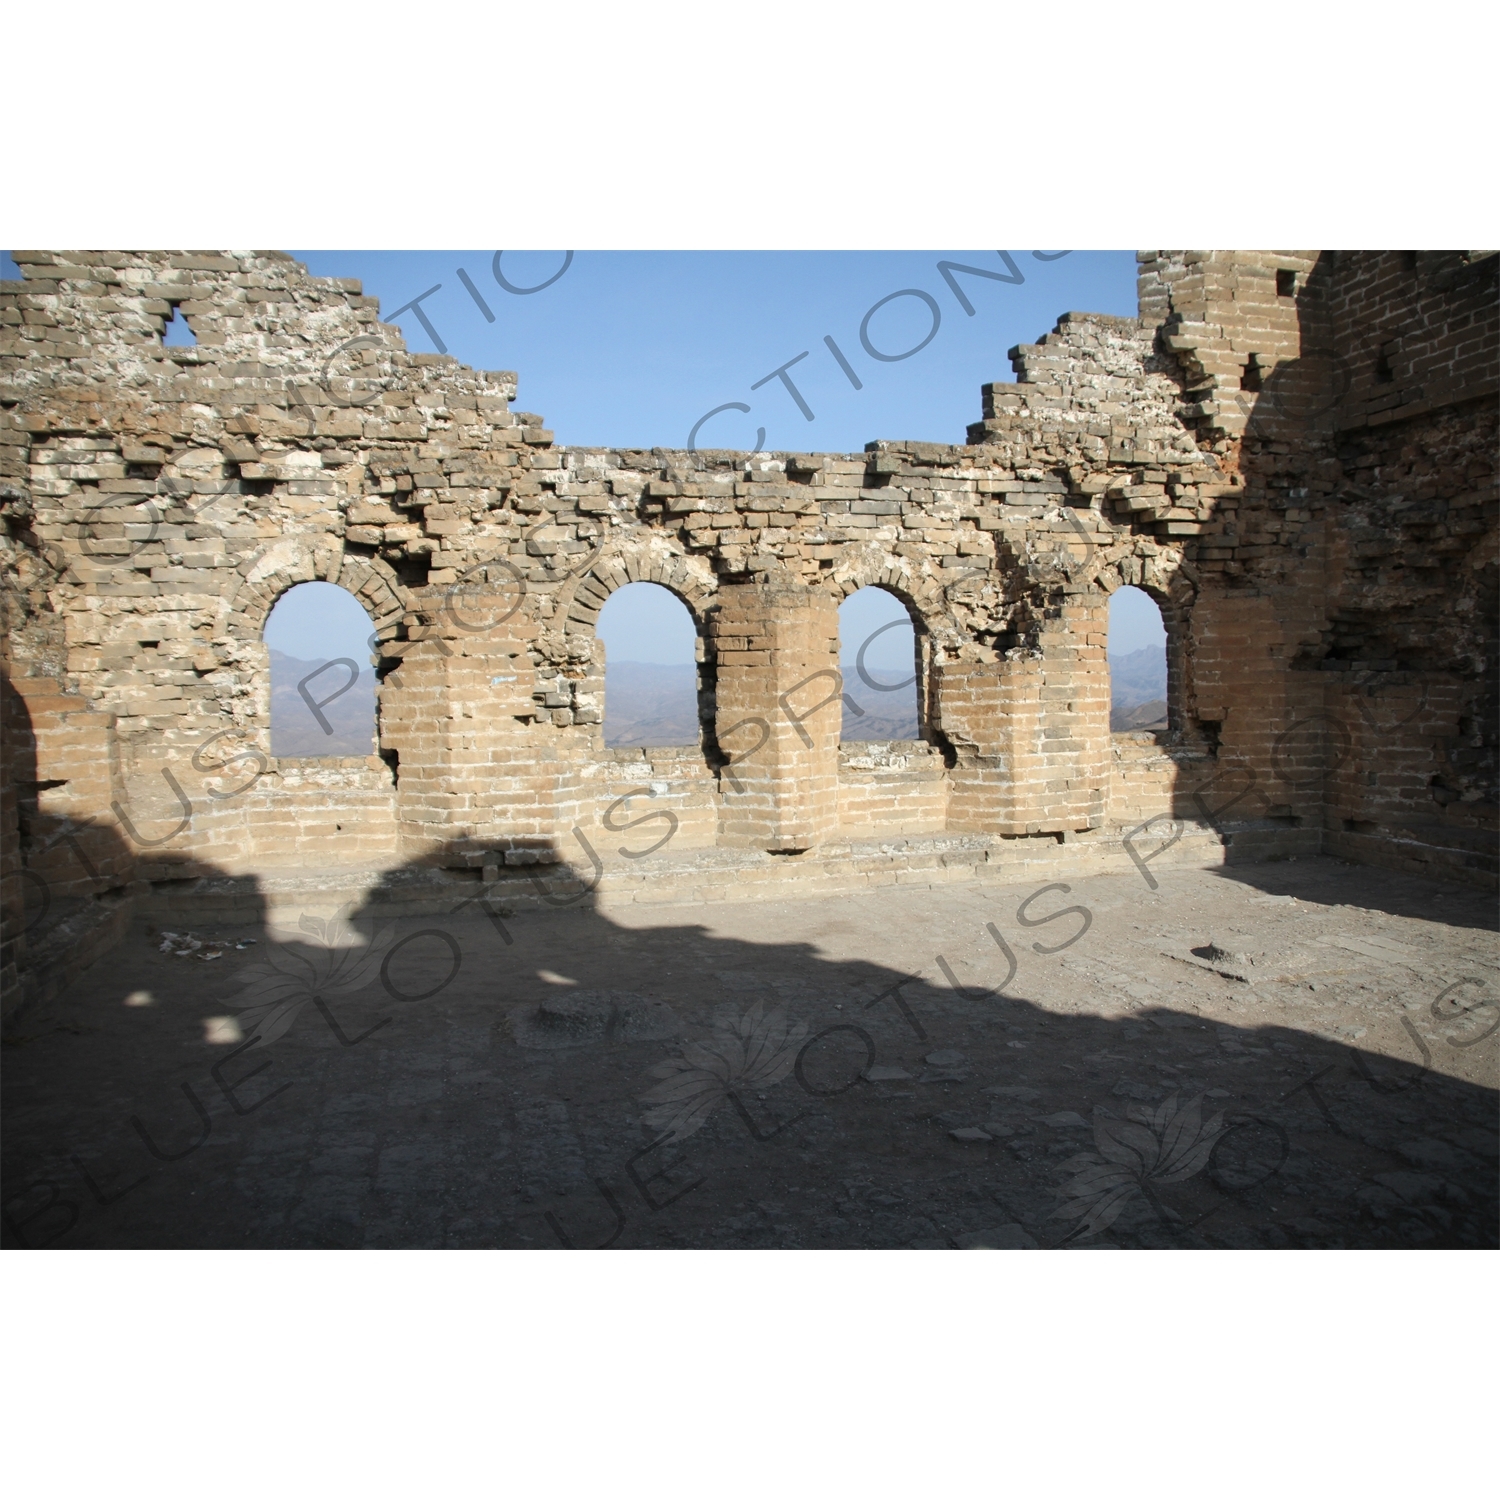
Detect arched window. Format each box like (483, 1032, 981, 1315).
(264, 582, 378, 756)
(839, 586, 919, 741)
(1108, 585, 1167, 732)
(596, 581, 700, 748)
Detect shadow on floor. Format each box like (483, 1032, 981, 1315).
(3, 850, 1496, 1250)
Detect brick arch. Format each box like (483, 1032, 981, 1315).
(826, 554, 952, 643)
(333, 556, 410, 641)
(564, 547, 718, 637)
(563, 545, 720, 762)
(1090, 548, 1196, 649)
(1092, 546, 1196, 610)
(226, 538, 409, 642)
(220, 559, 391, 763)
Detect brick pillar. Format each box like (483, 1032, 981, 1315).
(379, 586, 569, 868)
(939, 592, 1110, 835)
(711, 581, 840, 851)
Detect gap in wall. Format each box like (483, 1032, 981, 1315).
(839, 587, 919, 741)
(264, 581, 378, 757)
(598, 581, 699, 748)
(1108, 585, 1167, 732)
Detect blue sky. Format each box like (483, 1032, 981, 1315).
(1108, 586, 1167, 656)
(597, 582, 698, 666)
(289, 250, 1137, 452)
(264, 581, 377, 669)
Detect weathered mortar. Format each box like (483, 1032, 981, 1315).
(2, 249, 1495, 1014)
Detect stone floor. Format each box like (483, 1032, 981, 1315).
(3, 854, 1496, 1250)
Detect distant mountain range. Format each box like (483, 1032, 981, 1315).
(840, 692, 919, 741)
(603, 661, 701, 747)
(1109, 645, 1168, 731)
(602, 662, 924, 747)
(270, 649, 377, 757)
(1113, 698, 1168, 731)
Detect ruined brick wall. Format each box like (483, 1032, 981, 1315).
(2, 248, 1494, 1011)
(1316, 252, 1498, 873)
(1137, 249, 1498, 881)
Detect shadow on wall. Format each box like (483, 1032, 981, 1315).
(1118, 254, 1496, 890)
(1282, 252, 1498, 879)
(3, 671, 144, 1021)
(1, 837, 1494, 1249)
